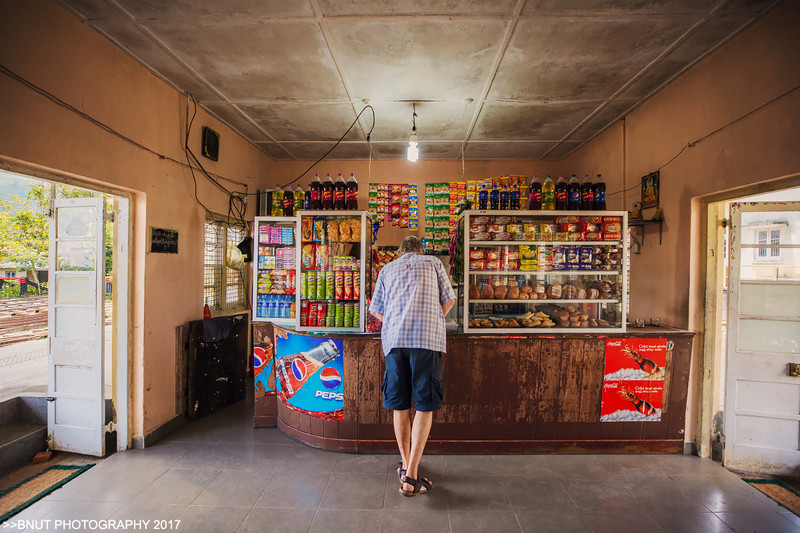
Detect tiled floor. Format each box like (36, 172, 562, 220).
(4, 399, 797, 533)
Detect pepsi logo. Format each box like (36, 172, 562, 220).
(291, 359, 307, 381)
(319, 367, 341, 389)
(253, 347, 267, 373)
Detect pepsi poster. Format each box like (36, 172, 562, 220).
(600, 338, 666, 422)
(253, 326, 276, 396)
(274, 330, 344, 421)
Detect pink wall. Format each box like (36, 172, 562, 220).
(0, 0, 272, 441)
(562, 2, 800, 444)
(564, 1, 800, 330)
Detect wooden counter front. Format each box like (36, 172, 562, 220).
(256, 325, 693, 454)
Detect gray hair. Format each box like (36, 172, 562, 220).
(398, 235, 424, 256)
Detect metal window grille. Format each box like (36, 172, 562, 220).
(204, 221, 223, 309)
(204, 218, 247, 312)
(771, 229, 781, 257)
(757, 230, 768, 258)
(226, 225, 245, 307)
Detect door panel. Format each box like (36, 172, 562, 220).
(48, 197, 106, 456)
(724, 201, 800, 474)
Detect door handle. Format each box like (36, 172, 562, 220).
(788, 363, 800, 377)
(46, 397, 56, 402)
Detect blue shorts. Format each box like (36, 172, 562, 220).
(383, 348, 443, 412)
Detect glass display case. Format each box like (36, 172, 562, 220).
(296, 211, 372, 332)
(459, 210, 627, 333)
(252, 216, 298, 324)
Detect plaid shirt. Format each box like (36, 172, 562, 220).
(370, 252, 456, 356)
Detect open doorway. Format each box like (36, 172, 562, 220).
(705, 185, 800, 475)
(0, 168, 130, 455)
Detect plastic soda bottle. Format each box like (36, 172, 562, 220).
(593, 174, 606, 210)
(294, 184, 305, 212)
(346, 173, 359, 210)
(272, 187, 284, 216)
(568, 174, 581, 210)
(542, 175, 555, 210)
(581, 174, 594, 210)
(478, 184, 488, 210)
(489, 183, 500, 210)
(555, 174, 568, 210)
(510, 183, 520, 210)
(334, 173, 346, 210)
(499, 183, 510, 210)
(283, 186, 294, 217)
(322, 173, 334, 209)
(309, 173, 322, 209)
(529, 174, 542, 210)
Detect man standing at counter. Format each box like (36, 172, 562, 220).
(370, 235, 456, 497)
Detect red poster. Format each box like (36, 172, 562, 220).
(601, 380, 663, 421)
(601, 338, 667, 422)
(603, 338, 666, 380)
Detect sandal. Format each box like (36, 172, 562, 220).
(394, 461, 406, 482)
(399, 475, 432, 497)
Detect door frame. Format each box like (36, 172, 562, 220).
(0, 158, 133, 451)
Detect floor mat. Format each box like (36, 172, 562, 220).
(0, 464, 94, 522)
(743, 478, 800, 516)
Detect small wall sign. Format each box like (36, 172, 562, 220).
(150, 227, 179, 254)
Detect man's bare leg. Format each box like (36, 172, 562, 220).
(393, 409, 411, 474)
(402, 410, 433, 493)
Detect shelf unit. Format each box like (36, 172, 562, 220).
(460, 209, 628, 333)
(252, 216, 298, 325)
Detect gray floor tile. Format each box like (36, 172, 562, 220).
(716, 512, 800, 533)
(445, 475, 512, 511)
(381, 510, 450, 533)
(516, 510, 593, 533)
(562, 476, 634, 512)
(582, 511, 663, 533)
(503, 476, 578, 511)
(40, 500, 125, 530)
(250, 428, 298, 445)
(62, 463, 169, 502)
(546, 454, 611, 478)
(615, 475, 711, 513)
(256, 470, 329, 508)
(652, 512, 734, 533)
(449, 511, 521, 532)
(597, 454, 667, 476)
(649, 454, 728, 477)
(129, 468, 220, 505)
(106, 502, 187, 521)
(171, 442, 243, 470)
(194, 469, 271, 506)
(177, 505, 250, 533)
(237, 507, 316, 533)
(333, 454, 389, 473)
(679, 477, 779, 513)
(277, 446, 339, 475)
(225, 443, 291, 474)
(308, 509, 382, 533)
(443, 455, 499, 477)
(492, 454, 558, 477)
(319, 473, 387, 509)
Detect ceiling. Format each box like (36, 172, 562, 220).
(57, 0, 780, 161)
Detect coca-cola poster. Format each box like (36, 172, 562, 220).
(274, 330, 344, 421)
(600, 338, 666, 422)
(253, 326, 276, 396)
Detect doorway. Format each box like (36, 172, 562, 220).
(704, 186, 800, 475)
(0, 168, 130, 455)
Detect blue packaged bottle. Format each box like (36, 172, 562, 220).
(478, 184, 488, 210)
(489, 184, 500, 210)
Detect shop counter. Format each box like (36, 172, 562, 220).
(252, 323, 693, 454)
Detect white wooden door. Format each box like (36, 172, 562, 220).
(724, 201, 800, 474)
(47, 198, 107, 456)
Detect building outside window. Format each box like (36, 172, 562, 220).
(755, 228, 781, 261)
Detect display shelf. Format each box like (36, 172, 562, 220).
(296, 211, 372, 332)
(469, 298, 619, 304)
(629, 218, 663, 245)
(252, 216, 298, 323)
(469, 270, 620, 276)
(459, 209, 627, 333)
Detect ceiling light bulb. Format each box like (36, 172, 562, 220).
(407, 134, 419, 162)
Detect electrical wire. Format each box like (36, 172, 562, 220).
(0, 63, 247, 188)
(280, 105, 375, 189)
(605, 83, 800, 198)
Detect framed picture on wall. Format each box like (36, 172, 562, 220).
(642, 171, 660, 209)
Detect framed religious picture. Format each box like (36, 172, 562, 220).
(642, 171, 660, 209)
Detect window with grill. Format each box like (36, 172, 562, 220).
(204, 218, 247, 312)
(770, 229, 781, 257)
(755, 228, 781, 260)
